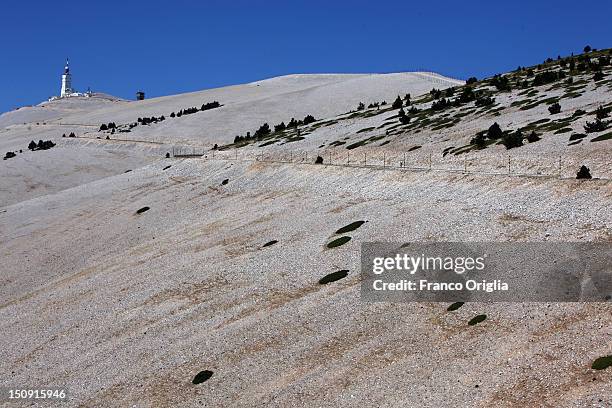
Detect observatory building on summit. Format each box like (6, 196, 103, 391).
(49, 59, 92, 101)
(60, 59, 73, 97)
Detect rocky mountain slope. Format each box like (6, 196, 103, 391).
(1, 50, 611, 407)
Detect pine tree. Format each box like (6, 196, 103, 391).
(487, 122, 503, 139)
(576, 165, 592, 179)
(392, 95, 403, 109)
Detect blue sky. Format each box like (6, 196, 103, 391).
(1, 0, 610, 113)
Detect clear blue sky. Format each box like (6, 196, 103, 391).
(2, 0, 610, 113)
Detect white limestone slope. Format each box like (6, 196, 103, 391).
(0, 72, 461, 205)
(3, 73, 463, 145)
(1, 63, 611, 407)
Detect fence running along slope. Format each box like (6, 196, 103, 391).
(172, 146, 612, 181)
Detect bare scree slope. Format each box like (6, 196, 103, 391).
(1, 51, 611, 407)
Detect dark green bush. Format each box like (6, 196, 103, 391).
(303, 115, 316, 125)
(487, 122, 503, 139)
(318, 270, 349, 284)
(457, 87, 476, 103)
(501, 130, 524, 149)
(475, 96, 494, 107)
(430, 88, 442, 99)
(576, 165, 592, 179)
(491, 74, 511, 91)
(274, 122, 286, 132)
(254, 123, 271, 139)
(584, 119, 608, 133)
(527, 131, 541, 143)
(392, 95, 403, 109)
(327, 236, 351, 248)
(468, 314, 487, 326)
(471, 133, 487, 149)
(595, 106, 610, 119)
(548, 103, 561, 114)
(431, 98, 451, 111)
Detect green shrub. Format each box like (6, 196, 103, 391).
(392, 95, 403, 109)
(431, 98, 451, 111)
(318, 270, 349, 284)
(192, 370, 213, 384)
(457, 87, 476, 103)
(591, 355, 612, 370)
(430, 88, 442, 99)
(468, 314, 487, 326)
(447, 302, 464, 311)
(303, 114, 316, 125)
(475, 96, 494, 107)
(584, 119, 608, 133)
(595, 106, 610, 119)
(335, 221, 366, 234)
(487, 122, 503, 139)
(576, 165, 592, 179)
(548, 102, 561, 114)
(254, 123, 271, 139)
(491, 74, 511, 91)
(527, 131, 541, 143)
(471, 133, 487, 149)
(501, 130, 524, 149)
(398, 107, 410, 124)
(327, 236, 351, 248)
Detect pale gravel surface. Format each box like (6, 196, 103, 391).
(0, 70, 611, 407)
(0, 159, 610, 407)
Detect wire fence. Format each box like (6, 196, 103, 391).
(173, 147, 612, 181)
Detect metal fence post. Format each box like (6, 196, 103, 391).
(508, 155, 511, 175)
(383, 152, 386, 168)
(364, 152, 367, 166)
